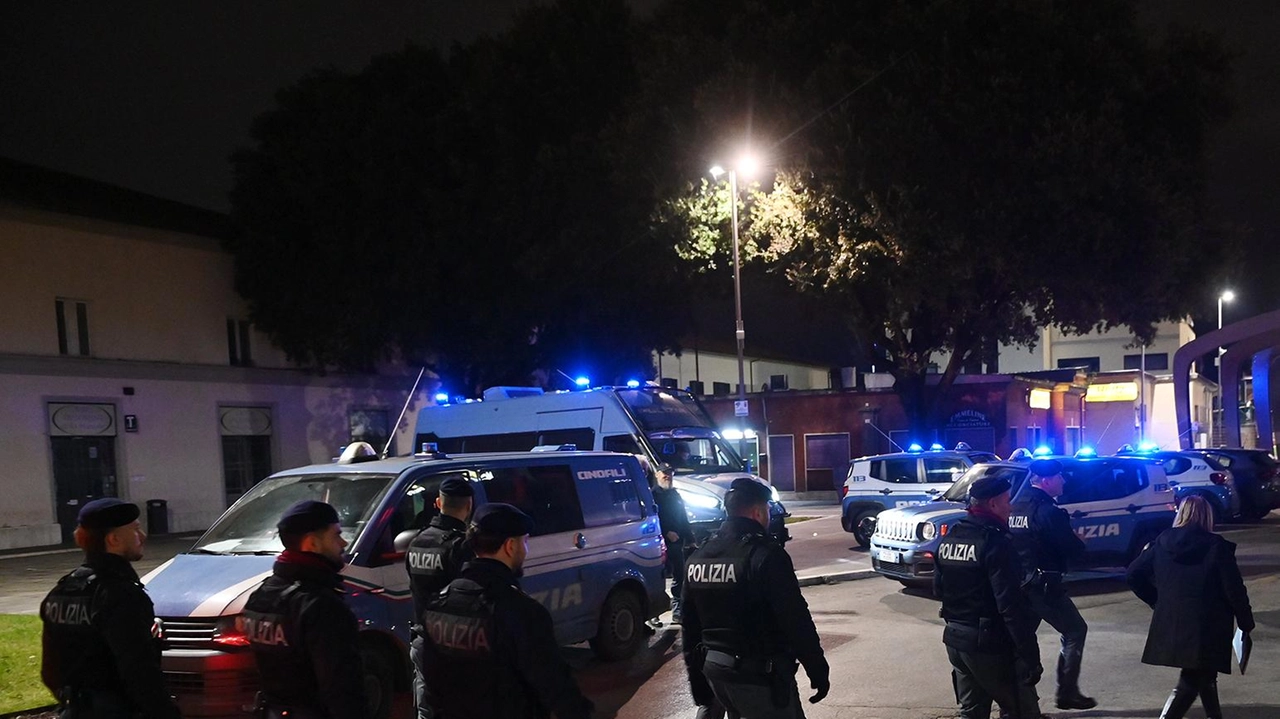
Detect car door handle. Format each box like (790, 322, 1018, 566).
(574, 533, 588, 550)
(925, 489, 940, 495)
(880, 489, 894, 495)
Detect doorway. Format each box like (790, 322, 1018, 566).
(52, 436, 118, 542)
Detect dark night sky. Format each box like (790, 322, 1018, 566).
(1, 0, 1277, 321)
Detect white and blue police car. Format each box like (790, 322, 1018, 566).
(869, 454, 1176, 590)
(142, 445, 667, 719)
(841, 443, 999, 547)
(1115, 445, 1241, 523)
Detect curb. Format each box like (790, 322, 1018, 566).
(796, 568, 879, 587)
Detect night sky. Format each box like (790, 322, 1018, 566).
(2, 0, 1277, 322)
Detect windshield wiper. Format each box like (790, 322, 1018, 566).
(187, 548, 227, 555)
(229, 550, 281, 556)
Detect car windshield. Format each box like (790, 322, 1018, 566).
(192, 472, 396, 555)
(943, 464, 1027, 502)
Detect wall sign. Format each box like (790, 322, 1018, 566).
(48, 403, 117, 436)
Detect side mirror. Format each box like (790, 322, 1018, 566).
(373, 528, 421, 567)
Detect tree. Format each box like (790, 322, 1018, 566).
(227, 0, 698, 393)
(637, 0, 1236, 431)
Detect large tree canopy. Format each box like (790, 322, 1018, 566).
(638, 0, 1236, 427)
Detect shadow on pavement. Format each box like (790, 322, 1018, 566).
(1069, 706, 1280, 718)
(564, 626, 682, 719)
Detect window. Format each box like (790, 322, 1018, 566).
(923, 458, 967, 484)
(483, 464, 585, 536)
(687, 380, 705, 396)
(350, 409, 392, 456)
(1159, 456, 1192, 476)
(1027, 426, 1042, 446)
(873, 458, 919, 484)
(227, 318, 253, 366)
(1057, 357, 1100, 372)
(602, 434, 641, 456)
(660, 377, 678, 388)
(573, 459, 644, 527)
(55, 298, 90, 356)
(713, 382, 731, 396)
(221, 436, 272, 506)
(1059, 462, 1147, 504)
(1124, 353, 1169, 371)
(769, 374, 789, 390)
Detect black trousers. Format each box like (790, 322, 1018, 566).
(1161, 668, 1222, 719)
(1027, 586, 1087, 699)
(409, 634, 434, 719)
(705, 675, 805, 719)
(946, 646, 1041, 719)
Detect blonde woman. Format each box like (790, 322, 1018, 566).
(1126, 496, 1254, 719)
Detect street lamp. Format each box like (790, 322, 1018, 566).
(1214, 289, 1236, 447)
(710, 153, 758, 461)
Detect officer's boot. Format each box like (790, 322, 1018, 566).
(1158, 686, 1197, 719)
(1054, 647, 1096, 710)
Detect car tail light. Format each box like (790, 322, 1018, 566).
(840, 485, 848, 499)
(1210, 472, 1228, 486)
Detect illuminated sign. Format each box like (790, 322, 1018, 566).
(1028, 389, 1052, 410)
(1084, 382, 1138, 403)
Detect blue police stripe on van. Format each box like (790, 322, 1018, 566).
(143, 554, 276, 617)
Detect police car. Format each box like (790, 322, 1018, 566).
(840, 443, 999, 547)
(1115, 446, 1241, 523)
(142, 446, 668, 719)
(869, 456, 1176, 589)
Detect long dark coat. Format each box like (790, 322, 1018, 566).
(1126, 526, 1255, 674)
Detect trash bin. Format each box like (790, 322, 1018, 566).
(146, 499, 169, 535)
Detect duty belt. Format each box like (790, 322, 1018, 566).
(705, 649, 781, 674)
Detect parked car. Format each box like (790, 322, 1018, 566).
(1184, 448, 1280, 520)
(1115, 449, 1241, 522)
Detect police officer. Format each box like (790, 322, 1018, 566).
(41, 498, 181, 719)
(242, 501, 366, 719)
(934, 475, 1044, 719)
(651, 461, 695, 623)
(681, 477, 829, 719)
(406, 477, 475, 719)
(1007, 459, 1096, 711)
(417, 503, 593, 719)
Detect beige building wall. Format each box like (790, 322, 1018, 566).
(653, 349, 831, 394)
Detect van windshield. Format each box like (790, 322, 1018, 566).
(617, 388, 716, 432)
(191, 473, 395, 555)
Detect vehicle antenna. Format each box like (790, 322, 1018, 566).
(384, 366, 426, 458)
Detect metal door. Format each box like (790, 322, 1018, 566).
(52, 436, 118, 542)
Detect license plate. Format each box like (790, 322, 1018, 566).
(876, 548, 900, 564)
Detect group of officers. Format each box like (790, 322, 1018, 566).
(40, 456, 1092, 719)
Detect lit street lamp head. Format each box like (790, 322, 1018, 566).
(736, 153, 760, 178)
(1220, 289, 1236, 303)
(709, 165, 725, 179)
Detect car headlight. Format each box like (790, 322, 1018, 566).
(770, 485, 780, 503)
(678, 488, 722, 509)
(919, 522, 937, 541)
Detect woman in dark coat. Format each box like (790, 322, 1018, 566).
(1127, 495, 1254, 719)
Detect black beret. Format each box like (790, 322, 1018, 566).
(472, 503, 534, 537)
(438, 477, 475, 498)
(969, 475, 1012, 500)
(727, 477, 772, 504)
(1029, 459, 1063, 478)
(277, 500, 341, 536)
(77, 498, 140, 531)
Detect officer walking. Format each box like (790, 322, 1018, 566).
(406, 477, 475, 719)
(242, 501, 367, 719)
(417, 503, 593, 719)
(681, 477, 829, 719)
(41, 498, 182, 719)
(1007, 459, 1096, 710)
(934, 474, 1044, 719)
(651, 461, 695, 623)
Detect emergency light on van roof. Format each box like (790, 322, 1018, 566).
(1075, 446, 1097, 458)
(1033, 445, 1054, 457)
(626, 379, 641, 388)
(433, 392, 450, 403)
(907, 443, 924, 453)
(574, 376, 591, 388)
(929, 443, 945, 451)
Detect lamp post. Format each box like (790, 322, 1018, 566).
(1214, 289, 1235, 446)
(711, 154, 758, 462)
(1217, 289, 1235, 357)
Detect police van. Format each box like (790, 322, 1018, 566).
(868, 456, 1176, 589)
(840, 444, 999, 547)
(142, 447, 667, 719)
(414, 384, 789, 544)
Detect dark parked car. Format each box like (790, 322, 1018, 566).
(1186, 449, 1280, 520)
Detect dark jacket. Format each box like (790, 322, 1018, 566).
(406, 513, 472, 622)
(1127, 526, 1255, 674)
(418, 558, 592, 719)
(242, 553, 367, 719)
(1008, 486, 1085, 575)
(40, 552, 181, 719)
(652, 484, 694, 545)
(934, 511, 1039, 665)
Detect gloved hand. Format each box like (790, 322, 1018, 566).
(804, 656, 830, 703)
(1016, 657, 1043, 685)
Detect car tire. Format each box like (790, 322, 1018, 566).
(590, 588, 645, 661)
(852, 509, 879, 548)
(1241, 504, 1271, 521)
(360, 645, 395, 719)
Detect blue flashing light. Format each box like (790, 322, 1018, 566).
(1075, 446, 1097, 458)
(433, 392, 450, 403)
(907, 443, 924, 453)
(929, 442, 945, 452)
(1033, 445, 1053, 457)
(1138, 441, 1159, 453)
(626, 379, 641, 389)
(574, 376, 591, 388)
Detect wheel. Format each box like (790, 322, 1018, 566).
(852, 509, 879, 548)
(590, 589, 645, 660)
(360, 645, 394, 719)
(1241, 504, 1271, 521)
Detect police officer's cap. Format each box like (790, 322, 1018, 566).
(472, 503, 534, 537)
(968, 475, 1012, 500)
(77, 498, 140, 531)
(1029, 458, 1063, 478)
(727, 477, 772, 505)
(438, 476, 475, 498)
(277, 500, 341, 536)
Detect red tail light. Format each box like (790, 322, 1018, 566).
(1210, 472, 1228, 486)
(840, 484, 849, 498)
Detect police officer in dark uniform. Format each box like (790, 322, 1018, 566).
(241, 501, 366, 719)
(934, 475, 1044, 719)
(651, 461, 695, 623)
(417, 503, 593, 719)
(406, 477, 475, 719)
(681, 477, 829, 719)
(41, 498, 181, 719)
(1007, 459, 1096, 710)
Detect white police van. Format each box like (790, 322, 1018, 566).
(840, 443, 999, 547)
(142, 446, 667, 719)
(869, 456, 1176, 589)
(414, 384, 789, 543)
